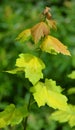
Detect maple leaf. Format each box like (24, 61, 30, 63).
(31, 22, 49, 43)
(40, 35, 71, 56)
(30, 79, 68, 111)
(51, 105, 75, 127)
(15, 53, 45, 85)
(16, 29, 31, 42)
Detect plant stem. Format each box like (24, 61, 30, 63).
(23, 94, 31, 130)
(23, 117, 28, 130)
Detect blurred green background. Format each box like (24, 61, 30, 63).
(0, 0, 75, 130)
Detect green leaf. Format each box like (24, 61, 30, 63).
(50, 105, 75, 127)
(0, 104, 15, 128)
(16, 53, 45, 85)
(30, 79, 68, 111)
(67, 87, 75, 95)
(10, 105, 28, 126)
(68, 71, 75, 79)
(0, 104, 28, 128)
(16, 29, 31, 43)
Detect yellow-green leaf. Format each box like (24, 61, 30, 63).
(51, 105, 75, 127)
(30, 79, 68, 110)
(40, 35, 71, 56)
(31, 22, 49, 44)
(45, 79, 63, 93)
(10, 105, 28, 126)
(0, 104, 28, 128)
(0, 104, 15, 128)
(16, 29, 31, 43)
(5, 67, 24, 74)
(16, 53, 45, 85)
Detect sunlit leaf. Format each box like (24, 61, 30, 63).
(50, 105, 75, 127)
(68, 71, 75, 79)
(16, 53, 33, 67)
(45, 79, 63, 93)
(16, 29, 31, 43)
(30, 79, 68, 110)
(16, 53, 45, 85)
(31, 22, 49, 43)
(40, 35, 71, 56)
(0, 104, 28, 128)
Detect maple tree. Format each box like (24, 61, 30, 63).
(1, 7, 75, 130)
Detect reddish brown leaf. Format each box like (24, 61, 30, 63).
(43, 7, 52, 20)
(31, 22, 49, 43)
(43, 7, 51, 15)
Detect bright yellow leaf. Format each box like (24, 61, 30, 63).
(16, 53, 45, 85)
(31, 79, 68, 111)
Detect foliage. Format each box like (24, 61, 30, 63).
(0, 0, 75, 130)
(50, 105, 75, 127)
(0, 104, 28, 127)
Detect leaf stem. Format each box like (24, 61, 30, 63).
(23, 94, 31, 130)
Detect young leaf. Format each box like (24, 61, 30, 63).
(31, 22, 49, 43)
(30, 79, 68, 111)
(50, 105, 75, 127)
(43, 7, 51, 19)
(40, 35, 71, 56)
(16, 53, 45, 85)
(16, 29, 31, 43)
(68, 71, 75, 79)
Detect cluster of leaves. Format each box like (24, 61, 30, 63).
(0, 0, 75, 130)
(51, 72, 75, 127)
(16, 20, 70, 56)
(1, 5, 75, 129)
